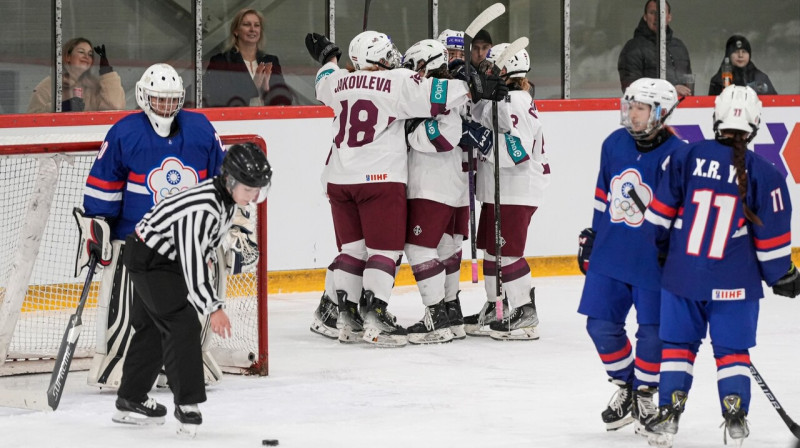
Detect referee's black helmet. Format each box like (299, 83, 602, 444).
(222, 143, 272, 188)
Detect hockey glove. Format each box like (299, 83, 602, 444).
(61, 97, 85, 112)
(405, 118, 426, 136)
(93, 44, 113, 75)
(460, 120, 493, 156)
(449, 59, 467, 81)
(73, 207, 113, 277)
(223, 205, 259, 274)
(305, 33, 341, 65)
(772, 263, 800, 298)
(468, 71, 509, 103)
(577, 227, 595, 275)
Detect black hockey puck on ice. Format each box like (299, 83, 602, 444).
(262, 439, 279, 446)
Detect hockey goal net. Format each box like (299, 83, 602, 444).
(0, 134, 269, 376)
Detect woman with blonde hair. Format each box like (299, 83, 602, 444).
(204, 8, 292, 107)
(28, 37, 125, 113)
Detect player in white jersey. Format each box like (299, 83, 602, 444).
(305, 30, 507, 347)
(464, 42, 551, 341)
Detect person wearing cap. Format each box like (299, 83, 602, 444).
(470, 29, 493, 70)
(708, 35, 777, 96)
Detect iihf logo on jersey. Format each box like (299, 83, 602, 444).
(609, 168, 652, 227)
(148, 157, 199, 203)
(365, 173, 388, 181)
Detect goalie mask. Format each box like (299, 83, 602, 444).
(221, 143, 272, 204)
(403, 39, 448, 76)
(713, 85, 761, 142)
(349, 30, 401, 70)
(135, 63, 185, 138)
(620, 78, 678, 140)
(486, 43, 531, 79)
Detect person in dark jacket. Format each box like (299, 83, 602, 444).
(617, 0, 692, 96)
(708, 35, 777, 96)
(204, 8, 293, 107)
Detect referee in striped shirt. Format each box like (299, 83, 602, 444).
(113, 143, 271, 431)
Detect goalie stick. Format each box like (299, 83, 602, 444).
(463, 2, 506, 285)
(750, 363, 800, 439)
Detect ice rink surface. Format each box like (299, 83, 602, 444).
(1, 275, 799, 448)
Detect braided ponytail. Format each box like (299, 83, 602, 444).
(731, 132, 763, 226)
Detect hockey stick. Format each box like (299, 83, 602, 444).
(462, 3, 506, 285)
(363, 0, 372, 31)
(47, 255, 98, 410)
(750, 363, 800, 439)
(628, 186, 647, 214)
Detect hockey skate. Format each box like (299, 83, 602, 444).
(720, 394, 749, 446)
(336, 291, 364, 344)
(633, 386, 658, 437)
(488, 292, 539, 341)
(112, 396, 167, 426)
(310, 292, 339, 339)
(463, 298, 508, 336)
(444, 294, 466, 340)
(175, 404, 202, 438)
(645, 390, 688, 447)
(407, 300, 454, 345)
(361, 290, 408, 347)
(602, 379, 634, 430)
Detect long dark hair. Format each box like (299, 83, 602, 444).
(729, 131, 763, 226)
(63, 37, 100, 91)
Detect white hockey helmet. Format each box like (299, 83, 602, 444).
(437, 29, 464, 51)
(403, 39, 448, 76)
(486, 43, 531, 78)
(713, 85, 761, 140)
(620, 77, 678, 139)
(135, 63, 185, 138)
(349, 30, 401, 70)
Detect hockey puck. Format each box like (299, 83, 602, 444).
(262, 439, 279, 446)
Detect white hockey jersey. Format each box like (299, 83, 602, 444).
(472, 90, 550, 206)
(406, 104, 468, 207)
(315, 62, 470, 185)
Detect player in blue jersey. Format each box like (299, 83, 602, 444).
(576, 78, 685, 433)
(74, 63, 227, 390)
(643, 85, 800, 447)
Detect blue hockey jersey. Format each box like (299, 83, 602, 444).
(590, 128, 686, 291)
(644, 139, 793, 301)
(84, 110, 225, 240)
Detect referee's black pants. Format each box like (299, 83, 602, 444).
(118, 234, 206, 406)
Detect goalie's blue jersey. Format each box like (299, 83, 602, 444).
(644, 139, 793, 301)
(590, 128, 686, 291)
(83, 110, 225, 240)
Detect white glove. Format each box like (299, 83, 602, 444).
(223, 204, 259, 274)
(73, 207, 113, 277)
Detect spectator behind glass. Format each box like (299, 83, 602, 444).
(617, 0, 692, 96)
(204, 8, 293, 107)
(470, 29, 493, 71)
(708, 35, 777, 96)
(27, 37, 125, 113)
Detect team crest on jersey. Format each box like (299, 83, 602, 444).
(413, 225, 422, 236)
(148, 157, 199, 203)
(609, 168, 652, 227)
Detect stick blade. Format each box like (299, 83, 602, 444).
(497, 36, 529, 68)
(465, 3, 506, 37)
(0, 389, 51, 411)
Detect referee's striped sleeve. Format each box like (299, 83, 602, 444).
(174, 208, 222, 314)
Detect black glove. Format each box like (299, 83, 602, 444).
(405, 118, 426, 136)
(305, 33, 341, 65)
(93, 44, 112, 75)
(773, 263, 800, 298)
(468, 71, 509, 103)
(449, 59, 467, 81)
(460, 120, 493, 156)
(61, 97, 85, 112)
(577, 227, 595, 275)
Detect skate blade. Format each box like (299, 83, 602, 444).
(338, 326, 364, 344)
(605, 415, 634, 431)
(634, 421, 652, 438)
(488, 326, 539, 341)
(464, 324, 493, 337)
(310, 319, 339, 339)
(362, 328, 408, 347)
(408, 328, 455, 345)
(450, 325, 466, 340)
(647, 432, 674, 447)
(112, 411, 165, 426)
(177, 423, 199, 438)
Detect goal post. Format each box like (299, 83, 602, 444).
(0, 134, 269, 377)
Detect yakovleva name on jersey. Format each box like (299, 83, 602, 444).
(712, 288, 746, 301)
(334, 75, 392, 93)
(365, 173, 388, 181)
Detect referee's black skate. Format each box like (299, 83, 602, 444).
(112, 396, 166, 426)
(721, 394, 749, 446)
(488, 289, 539, 340)
(407, 300, 454, 345)
(310, 292, 338, 339)
(362, 290, 407, 347)
(463, 298, 508, 336)
(336, 290, 364, 344)
(444, 293, 466, 340)
(602, 380, 634, 431)
(175, 404, 202, 438)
